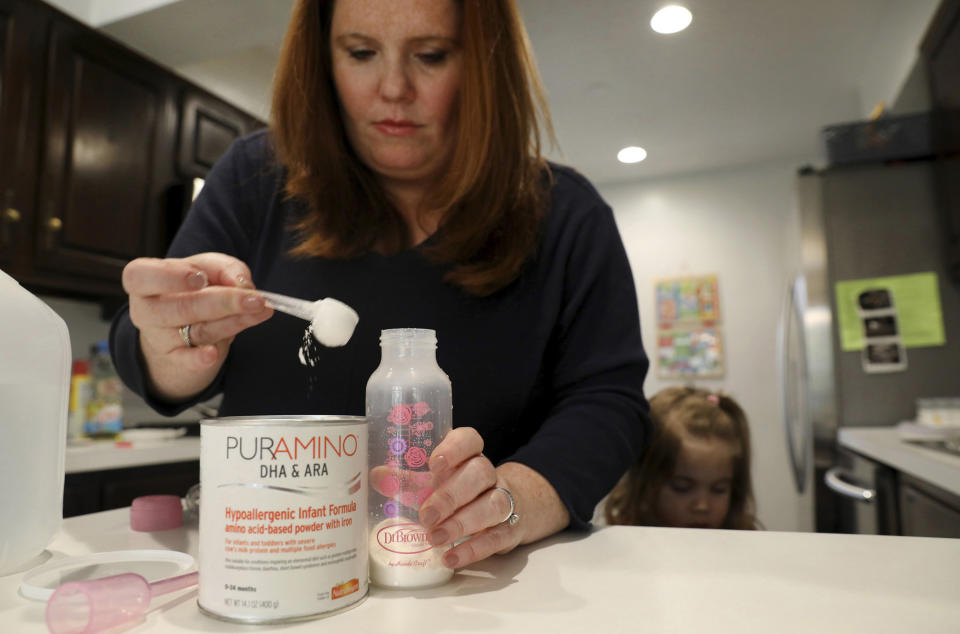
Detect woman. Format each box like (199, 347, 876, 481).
(111, 0, 650, 570)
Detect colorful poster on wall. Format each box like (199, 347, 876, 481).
(655, 275, 724, 379)
(657, 326, 724, 378)
(656, 275, 720, 324)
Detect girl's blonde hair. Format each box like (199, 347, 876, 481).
(271, 0, 555, 296)
(605, 386, 759, 530)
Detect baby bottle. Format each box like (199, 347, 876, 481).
(366, 328, 453, 588)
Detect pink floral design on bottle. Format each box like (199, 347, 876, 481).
(378, 395, 443, 512)
(380, 474, 401, 497)
(412, 421, 433, 436)
(388, 404, 413, 426)
(412, 402, 431, 418)
(404, 446, 427, 468)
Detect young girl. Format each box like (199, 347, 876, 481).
(604, 386, 759, 530)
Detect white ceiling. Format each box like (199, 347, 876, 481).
(49, 0, 942, 185)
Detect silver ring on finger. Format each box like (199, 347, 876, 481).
(178, 324, 195, 348)
(494, 487, 520, 526)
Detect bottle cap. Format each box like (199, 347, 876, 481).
(71, 360, 90, 375)
(130, 495, 183, 532)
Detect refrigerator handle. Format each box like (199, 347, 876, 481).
(824, 466, 876, 503)
(778, 275, 811, 493)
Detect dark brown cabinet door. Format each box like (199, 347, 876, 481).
(177, 88, 259, 179)
(63, 460, 200, 517)
(162, 87, 263, 252)
(0, 0, 44, 271)
(33, 17, 175, 288)
(3, 1, 259, 296)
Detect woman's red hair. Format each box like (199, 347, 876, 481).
(271, 0, 554, 296)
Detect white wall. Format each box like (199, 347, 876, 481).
(600, 157, 815, 532)
(88, 0, 180, 26)
(40, 0, 95, 22)
(856, 0, 941, 117)
(40, 0, 181, 26)
(890, 59, 932, 115)
(176, 46, 276, 121)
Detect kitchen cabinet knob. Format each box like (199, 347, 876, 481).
(46, 217, 63, 232)
(2, 208, 20, 223)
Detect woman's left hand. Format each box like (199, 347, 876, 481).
(416, 427, 567, 569)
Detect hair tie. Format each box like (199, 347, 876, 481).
(706, 394, 719, 405)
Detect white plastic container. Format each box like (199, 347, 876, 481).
(0, 269, 70, 575)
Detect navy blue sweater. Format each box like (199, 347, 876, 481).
(111, 130, 650, 528)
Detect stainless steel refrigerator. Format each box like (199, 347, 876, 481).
(781, 158, 960, 533)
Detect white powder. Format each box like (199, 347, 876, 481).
(298, 326, 320, 367)
(296, 298, 359, 367)
(368, 518, 453, 589)
(310, 298, 359, 347)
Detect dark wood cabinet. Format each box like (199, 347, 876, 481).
(63, 460, 200, 518)
(162, 87, 264, 251)
(31, 17, 179, 291)
(1, 0, 265, 297)
(178, 88, 257, 179)
(0, 0, 45, 271)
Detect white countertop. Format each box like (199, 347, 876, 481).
(2, 508, 958, 633)
(838, 426, 960, 496)
(65, 437, 200, 473)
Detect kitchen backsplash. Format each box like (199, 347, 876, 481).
(39, 294, 212, 427)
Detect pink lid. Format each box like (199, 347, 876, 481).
(130, 495, 183, 532)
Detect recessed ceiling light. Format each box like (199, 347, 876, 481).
(617, 146, 648, 164)
(650, 5, 692, 34)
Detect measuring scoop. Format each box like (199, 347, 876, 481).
(45, 571, 198, 634)
(258, 291, 359, 347)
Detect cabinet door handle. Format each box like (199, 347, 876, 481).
(1, 207, 20, 248)
(42, 215, 64, 250)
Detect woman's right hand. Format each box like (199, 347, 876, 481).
(122, 253, 273, 401)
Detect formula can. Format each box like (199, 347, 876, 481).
(199, 416, 368, 623)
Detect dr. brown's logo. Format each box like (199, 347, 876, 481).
(376, 523, 432, 554)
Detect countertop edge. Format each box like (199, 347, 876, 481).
(837, 426, 960, 496)
(65, 437, 201, 473)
